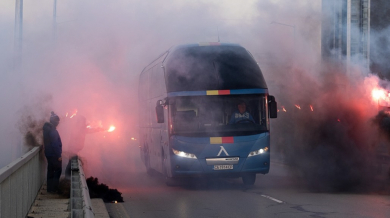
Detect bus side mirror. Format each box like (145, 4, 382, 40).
(268, 95, 277, 119)
(156, 100, 164, 123)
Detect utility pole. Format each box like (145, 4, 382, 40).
(14, 0, 23, 66)
(53, 0, 57, 41)
(14, 0, 24, 157)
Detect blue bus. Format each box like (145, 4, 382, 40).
(138, 42, 277, 185)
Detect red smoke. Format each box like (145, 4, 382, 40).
(272, 64, 383, 192)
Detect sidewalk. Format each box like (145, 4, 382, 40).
(27, 184, 110, 218)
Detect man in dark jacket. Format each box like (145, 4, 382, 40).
(43, 111, 62, 193)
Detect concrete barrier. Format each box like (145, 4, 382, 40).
(70, 156, 94, 218)
(0, 146, 45, 218)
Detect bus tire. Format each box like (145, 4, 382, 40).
(146, 167, 154, 176)
(146, 169, 154, 176)
(143, 144, 153, 175)
(145, 155, 153, 175)
(165, 176, 179, 186)
(242, 173, 256, 186)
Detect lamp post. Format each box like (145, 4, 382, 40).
(14, 0, 23, 65)
(53, 0, 57, 40)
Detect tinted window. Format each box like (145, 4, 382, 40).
(165, 45, 267, 92)
(169, 95, 268, 137)
(150, 64, 166, 98)
(139, 70, 149, 101)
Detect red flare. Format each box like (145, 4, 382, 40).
(107, 126, 116, 132)
(372, 88, 386, 101)
(69, 109, 78, 118)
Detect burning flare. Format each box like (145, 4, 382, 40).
(68, 109, 78, 118)
(310, 105, 314, 111)
(372, 88, 386, 101)
(295, 104, 301, 110)
(107, 126, 116, 132)
(282, 106, 287, 112)
(371, 88, 390, 107)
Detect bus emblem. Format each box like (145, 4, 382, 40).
(217, 146, 229, 156)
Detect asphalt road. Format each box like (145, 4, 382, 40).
(103, 147, 390, 218)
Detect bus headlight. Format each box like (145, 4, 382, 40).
(248, 147, 269, 157)
(172, 148, 197, 159)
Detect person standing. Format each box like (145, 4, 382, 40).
(43, 111, 62, 193)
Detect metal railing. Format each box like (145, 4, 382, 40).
(0, 146, 45, 218)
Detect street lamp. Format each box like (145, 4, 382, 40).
(53, 0, 57, 40)
(14, 0, 23, 71)
(14, 0, 23, 55)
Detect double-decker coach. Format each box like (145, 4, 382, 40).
(138, 42, 277, 186)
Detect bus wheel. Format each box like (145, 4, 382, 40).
(145, 155, 153, 175)
(143, 144, 153, 175)
(242, 174, 256, 186)
(146, 166, 154, 176)
(165, 176, 179, 186)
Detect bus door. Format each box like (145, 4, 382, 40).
(155, 98, 173, 176)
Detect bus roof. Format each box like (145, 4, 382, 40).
(164, 43, 267, 93)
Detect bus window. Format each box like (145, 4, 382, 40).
(139, 71, 149, 100)
(169, 95, 268, 137)
(150, 65, 166, 98)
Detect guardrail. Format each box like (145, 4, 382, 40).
(0, 146, 45, 218)
(70, 156, 94, 218)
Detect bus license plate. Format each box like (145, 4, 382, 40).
(214, 165, 233, 170)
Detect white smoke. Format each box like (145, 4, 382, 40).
(0, 0, 324, 185)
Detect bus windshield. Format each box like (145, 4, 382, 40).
(169, 95, 269, 137)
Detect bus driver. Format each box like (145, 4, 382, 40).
(229, 101, 255, 124)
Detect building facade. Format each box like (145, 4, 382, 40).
(369, 0, 390, 78)
(321, 0, 371, 70)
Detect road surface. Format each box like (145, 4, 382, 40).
(97, 146, 390, 218)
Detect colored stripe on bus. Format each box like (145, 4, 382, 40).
(206, 90, 230, 95)
(168, 91, 207, 97)
(168, 88, 268, 97)
(222, 137, 234, 143)
(210, 137, 234, 144)
(230, 89, 267, 94)
(174, 133, 268, 144)
(206, 90, 219, 95)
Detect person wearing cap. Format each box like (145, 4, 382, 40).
(43, 111, 63, 193)
(229, 101, 255, 124)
